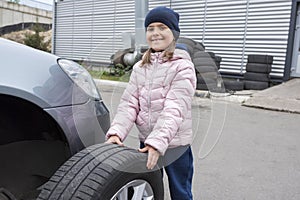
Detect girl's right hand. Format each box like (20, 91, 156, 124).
(105, 135, 124, 146)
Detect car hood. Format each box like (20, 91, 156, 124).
(0, 38, 89, 108)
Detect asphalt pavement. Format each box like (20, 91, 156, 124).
(97, 77, 300, 113)
(95, 78, 300, 200)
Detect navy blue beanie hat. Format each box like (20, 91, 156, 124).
(144, 6, 180, 40)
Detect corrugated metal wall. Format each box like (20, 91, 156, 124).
(54, 0, 292, 77)
(244, 0, 292, 77)
(54, 0, 135, 64)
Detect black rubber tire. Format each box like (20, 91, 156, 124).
(223, 80, 244, 91)
(193, 51, 212, 59)
(195, 65, 218, 73)
(197, 82, 218, 91)
(37, 143, 164, 200)
(193, 57, 217, 67)
(207, 51, 215, 59)
(176, 43, 193, 55)
(194, 42, 205, 51)
(214, 56, 222, 69)
(197, 76, 217, 84)
(198, 71, 218, 80)
(180, 43, 194, 56)
(205, 52, 222, 69)
(244, 80, 269, 90)
(0, 188, 17, 200)
(214, 55, 222, 63)
(246, 63, 272, 73)
(177, 37, 198, 57)
(177, 37, 197, 48)
(244, 72, 270, 82)
(247, 54, 273, 64)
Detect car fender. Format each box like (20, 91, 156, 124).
(0, 38, 89, 107)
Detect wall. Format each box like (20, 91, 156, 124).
(53, 0, 292, 78)
(0, 0, 52, 28)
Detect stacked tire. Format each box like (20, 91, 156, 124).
(193, 51, 220, 91)
(177, 37, 221, 92)
(222, 79, 244, 92)
(244, 54, 273, 90)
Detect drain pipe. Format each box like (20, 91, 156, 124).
(123, 0, 148, 66)
(134, 0, 148, 50)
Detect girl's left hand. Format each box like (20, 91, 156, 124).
(139, 145, 160, 170)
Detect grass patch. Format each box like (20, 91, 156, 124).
(88, 70, 130, 82)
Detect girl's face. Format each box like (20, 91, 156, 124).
(146, 22, 174, 52)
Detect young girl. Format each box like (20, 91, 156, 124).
(106, 6, 196, 200)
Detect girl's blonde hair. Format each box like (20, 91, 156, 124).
(140, 39, 176, 66)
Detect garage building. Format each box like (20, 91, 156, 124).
(52, 0, 300, 81)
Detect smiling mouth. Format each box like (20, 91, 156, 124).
(152, 38, 163, 42)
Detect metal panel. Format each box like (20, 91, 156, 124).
(54, 0, 292, 77)
(149, 0, 291, 77)
(200, 0, 248, 74)
(244, 0, 292, 77)
(54, 0, 135, 65)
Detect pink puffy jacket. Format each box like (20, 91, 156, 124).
(106, 49, 196, 155)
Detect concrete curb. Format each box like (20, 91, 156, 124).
(94, 78, 300, 113)
(94, 79, 253, 103)
(94, 79, 128, 88)
(195, 90, 254, 103)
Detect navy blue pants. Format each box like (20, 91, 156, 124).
(140, 143, 194, 200)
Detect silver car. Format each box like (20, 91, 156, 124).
(0, 38, 110, 199)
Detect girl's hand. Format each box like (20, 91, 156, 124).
(105, 135, 124, 146)
(139, 145, 160, 170)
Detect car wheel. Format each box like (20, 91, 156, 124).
(197, 82, 218, 91)
(223, 80, 244, 91)
(193, 57, 217, 67)
(247, 54, 273, 64)
(194, 42, 205, 51)
(244, 72, 270, 82)
(244, 80, 269, 90)
(197, 75, 217, 85)
(37, 143, 164, 200)
(194, 65, 218, 73)
(177, 37, 197, 48)
(246, 63, 272, 73)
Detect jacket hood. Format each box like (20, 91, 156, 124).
(147, 48, 192, 64)
(172, 48, 192, 61)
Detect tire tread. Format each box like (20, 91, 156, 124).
(37, 144, 163, 200)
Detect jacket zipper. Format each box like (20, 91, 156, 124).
(148, 56, 158, 132)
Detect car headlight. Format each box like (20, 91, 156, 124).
(58, 59, 100, 100)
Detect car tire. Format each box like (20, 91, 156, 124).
(193, 51, 211, 59)
(246, 63, 272, 73)
(244, 72, 270, 82)
(197, 76, 217, 85)
(198, 71, 218, 80)
(195, 65, 218, 73)
(179, 42, 194, 56)
(244, 80, 269, 90)
(193, 57, 217, 67)
(194, 42, 205, 51)
(37, 143, 164, 200)
(176, 43, 193, 55)
(214, 55, 222, 69)
(223, 80, 244, 91)
(247, 54, 273, 64)
(197, 82, 218, 91)
(177, 37, 197, 48)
